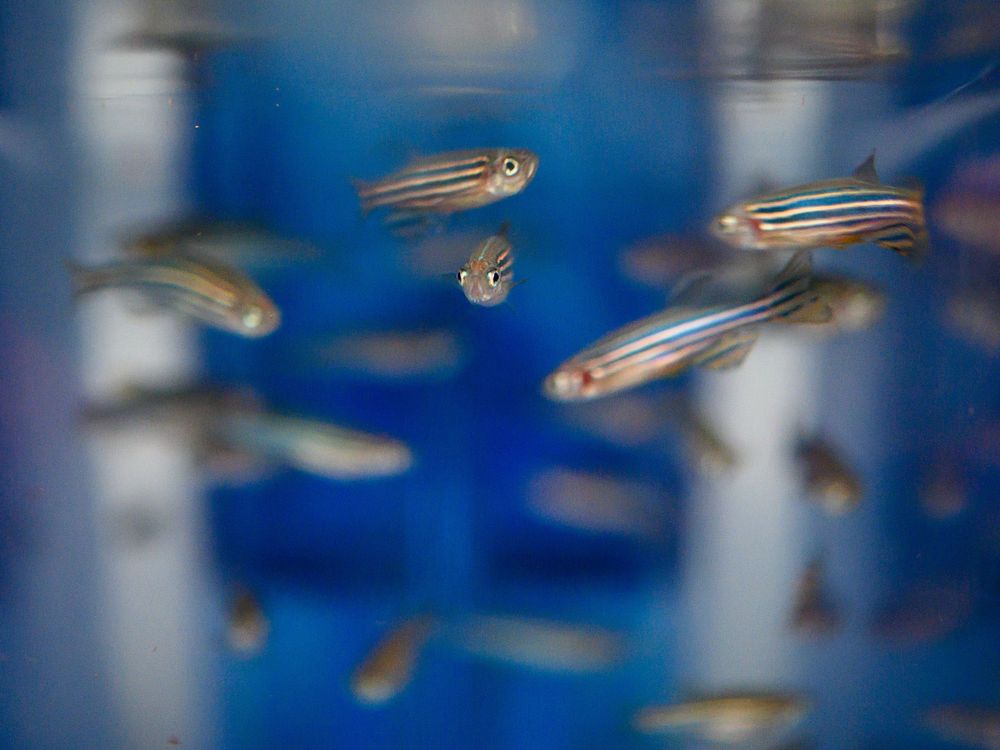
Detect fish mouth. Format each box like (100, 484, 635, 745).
(543, 368, 585, 401)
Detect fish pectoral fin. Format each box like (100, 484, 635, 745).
(694, 333, 759, 370)
(776, 294, 834, 325)
(851, 151, 880, 183)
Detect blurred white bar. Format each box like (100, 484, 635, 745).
(680, 7, 831, 687)
(73, 1, 216, 748)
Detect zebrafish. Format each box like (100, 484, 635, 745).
(450, 615, 623, 672)
(795, 434, 863, 514)
(457, 223, 519, 306)
(712, 153, 927, 260)
(304, 329, 464, 380)
(790, 559, 839, 635)
(354, 149, 538, 225)
(123, 219, 319, 270)
(69, 256, 280, 337)
(633, 691, 810, 742)
(543, 251, 831, 401)
(227, 586, 269, 656)
(526, 467, 670, 540)
(351, 615, 437, 705)
(923, 705, 1000, 749)
(211, 412, 413, 480)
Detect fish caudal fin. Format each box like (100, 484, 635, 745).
(65, 259, 97, 298)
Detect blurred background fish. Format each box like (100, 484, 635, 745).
(210, 412, 414, 481)
(448, 615, 624, 672)
(794, 434, 863, 514)
(944, 287, 1000, 352)
(923, 705, 1000, 749)
(632, 691, 810, 743)
(789, 559, 840, 636)
(296, 329, 466, 381)
(122, 219, 321, 271)
(350, 615, 438, 705)
(934, 156, 1000, 254)
(226, 586, 269, 656)
(525, 467, 671, 541)
(69, 255, 281, 337)
(872, 578, 976, 646)
(808, 273, 886, 334)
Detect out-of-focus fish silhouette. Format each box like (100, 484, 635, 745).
(351, 615, 437, 705)
(633, 691, 810, 743)
(795, 434, 863, 514)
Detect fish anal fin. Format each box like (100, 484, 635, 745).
(831, 234, 863, 247)
(695, 333, 759, 371)
(778, 295, 833, 325)
(852, 151, 880, 183)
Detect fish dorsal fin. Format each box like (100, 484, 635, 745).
(769, 251, 812, 294)
(695, 332, 759, 371)
(669, 272, 715, 306)
(852, 151, 880, 183)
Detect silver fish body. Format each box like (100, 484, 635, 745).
(633, 692, 810, 742)
(211, 412, 413, 480)
(355, 149, 538, 220)
(712, 154, 927, 259)
(543, 251, 831, 401)
(70, 256, 280, 337)
(458, 226, 516, 306)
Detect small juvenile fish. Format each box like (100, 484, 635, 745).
(544, 251, 831, 401)
(923, 705, 1000, 749)
(457, 224, 518, 307)
(211, 412, 413, 481)
(711, 153, 927, 260)
(633, 691, 810, 742)
(451, 615, 623, 672)
(794, 434, 863, 514)
(944, 288, 1000, 353)
(69, 256, 280, 337)
(351, 615, 437, 705)
(790, 559, 839, 635)
(123, 220, 319, 270)
(306, 329, 464, 380)
(809, 274, 886, 333)
(526, 467, 669, 540)
(354, 149, 538, 224)
(227, 587, 269, 656)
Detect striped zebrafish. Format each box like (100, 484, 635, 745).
(354, 149, 538, 225)
(711, 153, 928, 260)
(69, 255, 280, 337)
(457, 223, 518, 306)
(543, 251, 830, 401)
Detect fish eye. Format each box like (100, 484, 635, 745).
(487, 270, 501, 287)
(242, 305, 263, 329)
(458, 269, 468, 284)
(716, 215, 739, 233)
(503, 157, 519, 177)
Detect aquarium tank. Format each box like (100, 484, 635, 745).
(1, 0, 999, 748)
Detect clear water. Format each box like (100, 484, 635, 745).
(1, 1, 999, 749)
